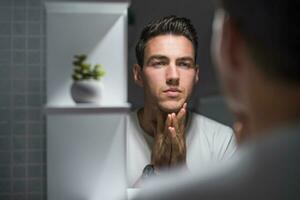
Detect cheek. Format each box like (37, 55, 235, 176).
(181, 73, 197, 94)
(143, 72, 164, 94)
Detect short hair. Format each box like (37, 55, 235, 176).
(216, 0, 300, 84)
(135, 15, 198, 67)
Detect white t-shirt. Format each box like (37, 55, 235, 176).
(134, 121, 300, 200)
(126, 110, 237, 187)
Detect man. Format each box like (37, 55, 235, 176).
(126, 15, 237, 187)
(134, 0, 300, 199)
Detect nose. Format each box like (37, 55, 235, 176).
(166, 64, 179, 86)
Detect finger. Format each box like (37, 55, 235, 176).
(169, 127, 178, 165)
(176, 110, 186, 134)
(169, 128, 183, 155)
(168, 126, 176, 138)
(171, 113, 179, 131)
(164, 137, 172, 167)
(170, 136, 183, 165)
(151, 135, 171, 167)
(165, 114, 172, 130)
(233, 121, 248, 145)
(177, 104, 186, 123)
(177, 107, 184, 120)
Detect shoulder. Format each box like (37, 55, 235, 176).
(126, 110, 140, 132)
(189, 112, 237, 159)
(190, 112, 233, 137)
(126, 110, 139, 122)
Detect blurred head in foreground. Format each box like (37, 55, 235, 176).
(212, 0, 300, 141)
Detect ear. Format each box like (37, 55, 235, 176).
(194, 65, 200, 84)
(221, 15, 245, 74)
(220, 13, 251, 111)
(133, 64, 144, 87)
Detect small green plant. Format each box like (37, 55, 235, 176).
(72, 54, 105, 81)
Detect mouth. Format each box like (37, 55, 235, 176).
(163, 88, 181, 97)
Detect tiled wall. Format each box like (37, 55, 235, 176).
(0, 0, 46, 199)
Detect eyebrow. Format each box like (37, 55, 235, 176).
(145, 55, 195, 65)
(176, 57, 195, 63)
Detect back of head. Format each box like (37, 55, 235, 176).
(135, 15, 198, 67)
(217, 0, 300, 85)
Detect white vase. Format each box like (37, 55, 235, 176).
(71, 80, 103, 104)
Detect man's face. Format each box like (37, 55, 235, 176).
(135, 34, 199, 113)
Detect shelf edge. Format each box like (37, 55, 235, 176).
(44, 103, 131, 114)
(45, 1, 130, 14)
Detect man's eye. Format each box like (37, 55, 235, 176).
(151, 61, 167, 67)
(178, 62, 193, 68)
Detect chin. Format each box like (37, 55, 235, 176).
(158, 100, 183, 113)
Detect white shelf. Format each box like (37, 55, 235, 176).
(45, 103, 131, 114)
(46, 1, 130, 14)
(127, 188, 140, 200)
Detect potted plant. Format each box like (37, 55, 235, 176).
(70, 54, 105, 104)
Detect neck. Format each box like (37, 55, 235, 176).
(137, 105, 165, 138)
(137, 103, 189, 138)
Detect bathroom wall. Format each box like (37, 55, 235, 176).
(0, 0, 46, 199)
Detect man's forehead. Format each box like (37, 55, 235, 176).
(147, 55, 194, 61)
(144, 35, 195, 60)
(145, 35, 193, 48)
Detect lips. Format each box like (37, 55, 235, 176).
(163, 88, 181, 97)
(165, 88, 180, 92)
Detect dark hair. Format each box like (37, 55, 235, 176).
(217, 0, 300, 84)
(135, 15, 198, 67)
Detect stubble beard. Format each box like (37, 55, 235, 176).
(157, 98, 185, 114)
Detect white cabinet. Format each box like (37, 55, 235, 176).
(45, 1, 130, 200)
(47, 111, 129, 200)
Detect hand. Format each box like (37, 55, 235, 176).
(233, 114, 250, 145)
(150, 110, 172, 169)
(151, 103, 187, 170)
(168, 103, 187, 166)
